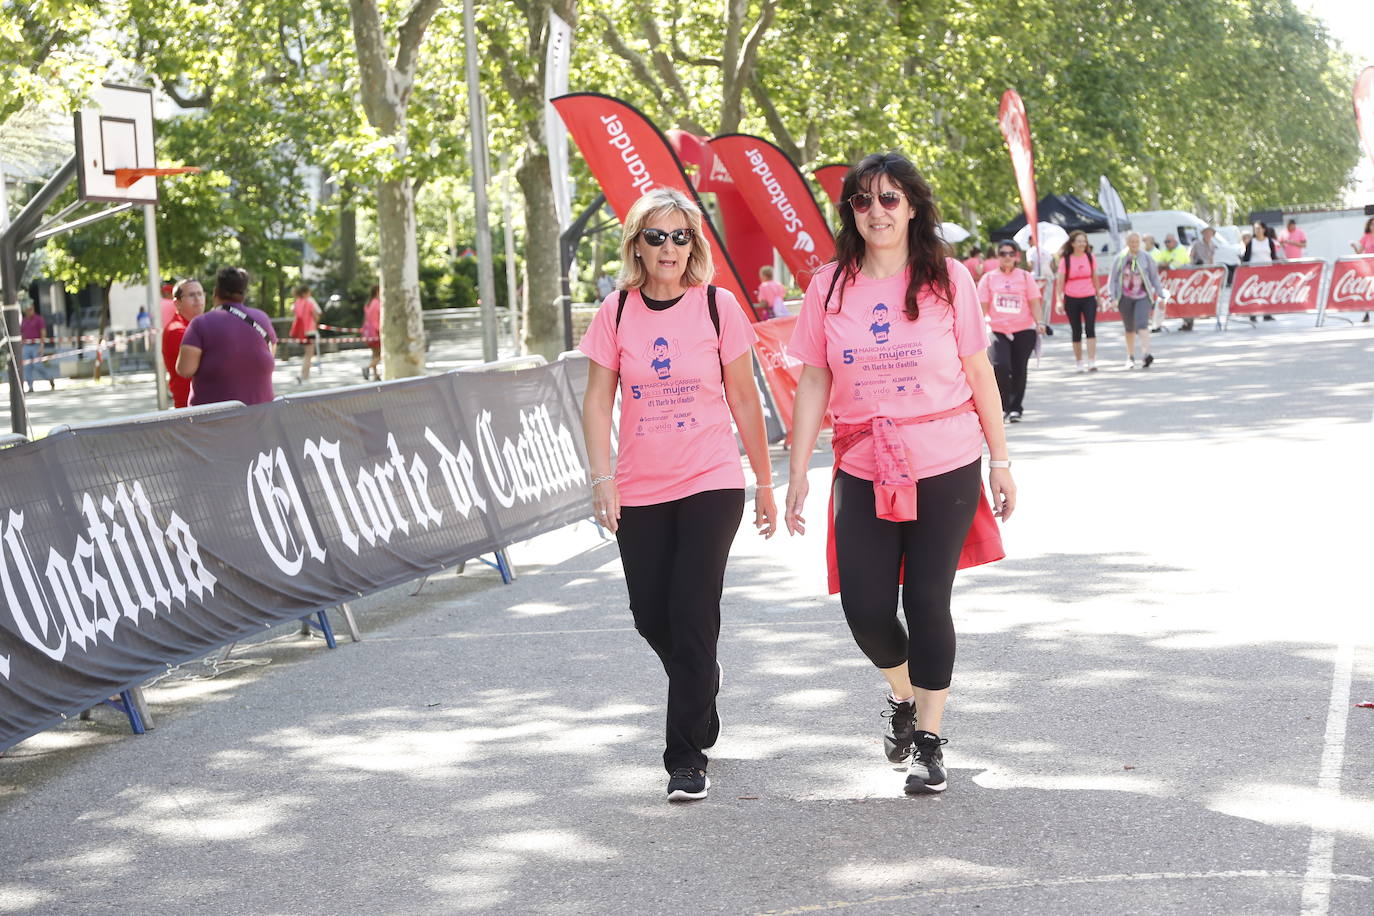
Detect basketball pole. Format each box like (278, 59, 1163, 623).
(144, 205, 169, 410)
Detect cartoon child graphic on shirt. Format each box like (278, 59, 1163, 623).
(647, 337, 678, 379)
(869, 303, 891, 344)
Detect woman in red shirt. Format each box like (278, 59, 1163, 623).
(784, 153, 1013, 796)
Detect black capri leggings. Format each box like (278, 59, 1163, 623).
(832, 460, 981, 691)
(1063, 295, 1098, 342)
(616, 488, 745, 773)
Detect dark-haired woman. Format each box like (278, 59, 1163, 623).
(977, 239, 1043, 421)
(961, 245, 984, 282)
(1055, 230, 1103, 371)
(783, 152, 1011, 796)
(1242, 222, 1281, 322)
(1352, 218, 1374, 322)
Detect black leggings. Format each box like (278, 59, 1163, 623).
(832, 461, 981, 691)
(1063, 295, 1098, 342)
(616, 488, 744, 772)
(991, 329, 1036, 414)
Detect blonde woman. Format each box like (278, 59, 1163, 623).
(579, 188, 777, 802)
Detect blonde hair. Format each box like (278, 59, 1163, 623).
(617, 188, 715, 290)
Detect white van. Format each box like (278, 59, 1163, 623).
(1086, 209, 1240, 264)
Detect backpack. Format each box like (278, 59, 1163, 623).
(615, 285, 724, 375)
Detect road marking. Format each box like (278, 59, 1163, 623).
(757, 870, 1374, 914)
(1300, 639, 1356, 916)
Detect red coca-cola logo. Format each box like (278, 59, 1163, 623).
(1331, 266, 1374, 304)
(1162, 270, 1223, 306)
(1233, 267, 1321, 308)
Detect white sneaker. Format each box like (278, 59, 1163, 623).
(1087, 360, 1097, 372)
(1124, 359, 1135, 370)
(1075, 360, 1085, 372)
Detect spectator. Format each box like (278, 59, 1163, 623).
(176, 266, 277, 406)
(1180, 227, 1220, 331)
(1108, 232, 1165, 369)
(757, 265, 788, 318)
(1153, 234, 1189, 269)
(1242, 222, 1280, 321)
(136, 306, 152, 331)
(1278, 218, 1307, 260)
(1351, 217, 1374, 323)
(162, 278, 206, 408)
(362, 284, 382, 380)
(289, 284, 320, 382)
(159, 282, 176, 327)
(977, 239, 1044, 421)
(961, 244, 983, 281)
(20, 303, 53, 393)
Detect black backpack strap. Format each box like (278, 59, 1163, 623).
(707, 285, 720, 338)
(615, 289, 628, 329)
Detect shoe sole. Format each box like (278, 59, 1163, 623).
(668, 776, 710, 802)
(904, 778, 947, 795)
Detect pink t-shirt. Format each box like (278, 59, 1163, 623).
(757, 280, 787, 308)
(976, 267, 1040, 335)
(1059, 253, 1098, 298)
(1279, 227, 1307, 260)
(789, 259, 987, 482)
(961, 256, 982, 279)
(362, 298, 381, 339)
(291, 297, 319, 336)
(578, 285, 757, 506)
(1358, 233, 1374, 254)
(982, 257, 1000, 276)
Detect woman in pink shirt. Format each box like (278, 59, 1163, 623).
(960, 245, 983, 282)
(977, 239, 1044, 422)
(1054, 230, 1103, 371)
(784, 153, 1012, 796)
(1352, 218, 1374, 323)
(580, 187, 776, 803)
(362, 285, 381, 379)
(289, 284, 320, 382)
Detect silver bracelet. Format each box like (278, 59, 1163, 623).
(590, 474, 614, 487)
(755, 483, 774, 489)
(988, 459, 1012, 469)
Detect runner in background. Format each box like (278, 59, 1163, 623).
(289, 284, 320, 381)
(978, 239, 1043, 421)
(579, 187, 776, 804)
(1351, 217, 1374, 322)
(163, 278, 205, 408)
(20, 303, 52, 393)
(362, 285, 382, 380)
(756, 265, 789, 318)
(1108, 232, 1164, 369)
(982, 244, 999, 278)
(961, 244, 984, 281)
(1055, 230, 1102, 371)
(784, 152, 1011, 797)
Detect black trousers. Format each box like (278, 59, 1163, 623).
(992, 328, 1037, 414)
(616, 488, 745, 772)
(1063, 295, 1098, 342)
(832, 462, 981, 691)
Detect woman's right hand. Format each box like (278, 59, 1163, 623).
(593, 479, 621, 534)
(784, 474, 809, 536)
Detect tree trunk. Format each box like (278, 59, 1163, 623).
(339, 181, 358, 287)
(517, 147, 563, 360)
(376, 177, 427, 377)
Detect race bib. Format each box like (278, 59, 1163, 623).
(993, 292, 1022, 315)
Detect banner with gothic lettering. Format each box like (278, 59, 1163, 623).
(0, 362, 592, 750)
(1323, 256, 1374, 314)
(1228, 260, 1326, 317)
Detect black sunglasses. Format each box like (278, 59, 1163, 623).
(997, 249, 1017, 256)
(846, 190, 906, 213)
(640, 227, 694, 247)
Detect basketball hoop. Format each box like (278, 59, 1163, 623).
(113, 166, 201, 189)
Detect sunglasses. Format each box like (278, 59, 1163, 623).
(846, 191, 906, 213)
(997, 250, 1017, 257)
(640, 227, 694, 247)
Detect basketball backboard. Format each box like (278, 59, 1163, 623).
(74, 84, 157, 204)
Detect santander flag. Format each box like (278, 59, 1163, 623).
(550, 92, 756, 322)
(1355, 67, 1374, 168)
(709, 134, 835, 290)
(813, 164, 848, 206)
(998, 90, 1040, 256)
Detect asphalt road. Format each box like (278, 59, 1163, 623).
(1, 315, 1371, 915)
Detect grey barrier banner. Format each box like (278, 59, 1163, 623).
(0, 360, 592, 750)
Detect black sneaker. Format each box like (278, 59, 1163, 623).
(1009, 410, 1023, 423)
(1141, 353, 1154, 369)
(704, 662, 722, 749)
(882, 696, 916, 763)
(667, 767, 709, 801)
(904, 730, 948, 795)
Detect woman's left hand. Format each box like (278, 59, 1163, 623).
(754, 487, 777, 539)
(989, 467, 1017, 521)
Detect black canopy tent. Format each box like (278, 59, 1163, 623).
(990, 193, 1110, 240)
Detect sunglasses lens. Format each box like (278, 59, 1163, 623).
(878, 192, 904, 210)
(669, 229, 693, 246)
(641, 229, 667, 246)
(849, 193, 873, 213)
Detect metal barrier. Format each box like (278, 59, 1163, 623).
(47, 400, 245, 435)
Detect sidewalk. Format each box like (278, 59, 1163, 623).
(1, 316, 1371, 914)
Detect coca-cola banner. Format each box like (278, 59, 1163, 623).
(1159, 265, 1227, 319)
(1323, 256, 1374, 314)
(998, 90, 1040, 255)
(551, 92, 756, 322)
(0, 362, 592, 751)
(709, 134, 836, 291)
(1228, 260, 1326, 316)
